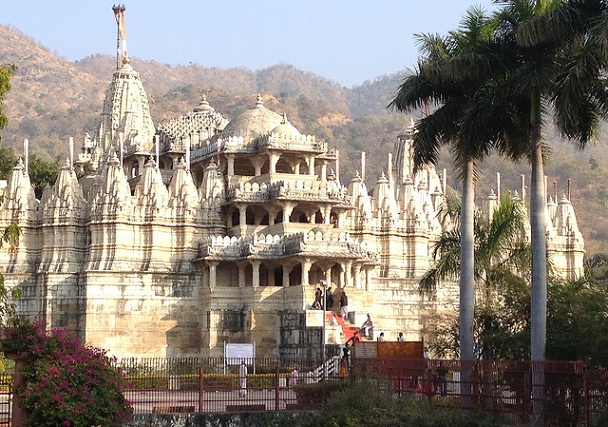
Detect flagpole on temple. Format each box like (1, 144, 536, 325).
(112, 4, 127, 67)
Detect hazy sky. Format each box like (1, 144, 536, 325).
(1, 1, 499, 87)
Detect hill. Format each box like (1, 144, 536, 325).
(0, 24, 607, 255)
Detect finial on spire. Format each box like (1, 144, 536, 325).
(255, 94, 263, 108)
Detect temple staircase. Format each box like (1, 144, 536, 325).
(327, 312, 364, 342)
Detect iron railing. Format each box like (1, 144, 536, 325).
(114, 357, 608, 425)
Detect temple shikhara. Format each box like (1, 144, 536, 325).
(0, 7, 585, 358)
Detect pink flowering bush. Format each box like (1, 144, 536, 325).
(11, 320, 132, 427)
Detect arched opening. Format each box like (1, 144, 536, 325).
(259, 264, 269, 286)
(234, 157, 255, 176)
(260, 212, 269, 226)
(274, 268, 283, 286)
(290, 264, 302, 286)
(309, 264, 324, 288)
(276, 156, 293, 173)
(290, 208, 309, 223)
(330, 212, 338, 227)
(296, 159, 307, 175)
(246, 207, 255, 225)
(217, 262, 238, 287)
(314, 211, 323, 224)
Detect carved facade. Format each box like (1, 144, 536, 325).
(0, 33, 585, 359)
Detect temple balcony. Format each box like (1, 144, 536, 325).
(198, 231, 376, 262)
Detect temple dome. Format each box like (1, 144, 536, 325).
(193, 95, 214, 112)
(271, 113, 301, 137)
(222, 94, 283, 142)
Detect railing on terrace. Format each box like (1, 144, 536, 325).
(115, 357, 608, 425)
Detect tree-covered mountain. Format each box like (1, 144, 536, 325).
(0, 24, 606, 255)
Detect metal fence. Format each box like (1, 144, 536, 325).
(0, 374, 10, 426)
(116, 357, 608, 425)
(117, 356, 342, 414)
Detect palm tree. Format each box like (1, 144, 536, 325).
(484, 1, 608, 422)
(422, 195, 531, 360)
(390, 7, 529, 407)
(421, 196, 530, 300)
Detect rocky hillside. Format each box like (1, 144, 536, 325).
(1, 24, 607, 256)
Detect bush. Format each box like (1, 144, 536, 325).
(9, 320, 132, 427)
(293, 381, 345, 405)
(287, 380, 507, 427)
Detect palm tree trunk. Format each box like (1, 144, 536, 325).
(529, 93, 547, 426)
(460, 157, 475, 409)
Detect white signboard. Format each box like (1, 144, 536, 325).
(224, 343, 255, 365)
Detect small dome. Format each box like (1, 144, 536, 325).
(222, 94, 283, 142)
(271, 113, 301, 137)
(193, 95, 214, 112)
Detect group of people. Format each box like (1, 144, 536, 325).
(312, 286, 335, 310)
(312, 286, 351, 320)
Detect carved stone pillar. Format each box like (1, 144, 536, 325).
(269, 153, 279, 174)
(236, 203, 247, 235)
(208, 261, 219, 289)
(345, 261, 353, 287)
(267, 207, 278, 226)
(308, 156, 315, 175)
(252, 158, 264, 176)
(354, 265, 362, 289)
(282, 202, 295, 223)
(301, 258, 311, 286)
(323, 207, 332, 225)
(238, 205, 247, 225)
(282, 266, 292, 287)
(321, 162, 327, 180)
(339, 264, 345, 289)
(251, 260, 261, 288)
(226, 154, 235, 177)
(365, 268, 372, 291)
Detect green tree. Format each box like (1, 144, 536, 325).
(546, 275, 608, 368)
(0, 65, 15, 135)
(0, 146, 19, 180)
(484, 3, 608, 421)
(27, 154, 60, 199)
(390, 7, 529, 406)
(0, 65, 21, 326)
(422, 196, 531, 360)
(490, 0, 607, 366)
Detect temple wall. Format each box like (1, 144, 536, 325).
(80, 271, 203, 358)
